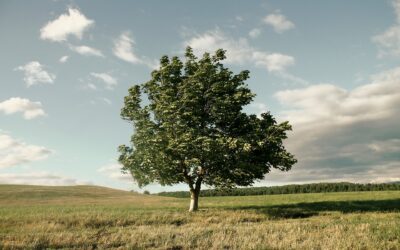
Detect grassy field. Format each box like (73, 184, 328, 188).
(0, 185, 399, 249)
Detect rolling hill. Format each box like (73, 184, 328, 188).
(0, 184, 173, 206)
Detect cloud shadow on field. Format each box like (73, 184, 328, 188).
(229, 199, 400, 219)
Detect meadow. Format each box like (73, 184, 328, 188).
(0, 185, 399, 249)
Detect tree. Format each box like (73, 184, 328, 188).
(118, 47, 297, 212)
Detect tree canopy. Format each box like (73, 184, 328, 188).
(119, 47, 297, 211)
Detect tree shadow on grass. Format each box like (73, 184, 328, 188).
(230, 199, 400, 219)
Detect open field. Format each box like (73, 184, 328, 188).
(0, 185, 399, 249)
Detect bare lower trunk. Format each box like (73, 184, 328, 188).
(189, 189, 199, 212)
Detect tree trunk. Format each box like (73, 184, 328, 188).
(189, 189, 199, 212)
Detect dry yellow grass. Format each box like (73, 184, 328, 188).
(0, 185, 399, 249)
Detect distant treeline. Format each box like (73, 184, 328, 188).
(157, 182, 400, 198)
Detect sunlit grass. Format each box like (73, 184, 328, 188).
(0, 185, 399, 249)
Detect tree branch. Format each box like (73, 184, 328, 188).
(182, 162, 194, 191)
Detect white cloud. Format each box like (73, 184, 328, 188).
(0, 133, 52, 169)
(113, 32, 141, 63)
(184, 29, 301, 78)
(59, 55, 69, 63)
(0, 172, 90, 186)
(40, 8, 94, 42)
(271, 66, 400, 183)
(263, 13, 295, 33)
(0, 97, 46, 119)
(372, 0, 400, 57)
(249, 28, 261, 39)
(69, 45, 104, 57)
(98, 163, 132, 182)
(15, 61, 55, 87)
(90, 72, 117, 90)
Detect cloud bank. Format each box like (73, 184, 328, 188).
(269, 67, 400, 184)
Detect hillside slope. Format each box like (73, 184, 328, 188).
(0, 184, 173, 206)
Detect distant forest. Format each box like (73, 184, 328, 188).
(157, 182, 400, 198)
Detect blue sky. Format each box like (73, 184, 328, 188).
(1, 0, 400, 192)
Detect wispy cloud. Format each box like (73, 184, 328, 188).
(372, 0, 400, 57)
(249, 28, 261, 39)
(69, 45, 104, 57)
(184, 28, 306, 84)
(98, 163, 132, 182)
(113, 32, 141, 63)
(0, 132, 52, 169)
(15, 61, 55, 87)
(59, 55, 69, 63)
(263, 12, 295, 33)
(250, 103, 269, 118)
(113, 31, 158, 68)
(0, 172, 91, 186)
(101, 97, 112, 105)
(90, 72, 117, 90)
(0, 97, 46, 120)
(184, 29, 253, 64)
(86, 83, 97, 90)
(252, 52, 295, 73)
(235, 16, 244, 22)
(40, 8, 94, 42)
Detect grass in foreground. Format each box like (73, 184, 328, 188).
(0, 185, 399, 249)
